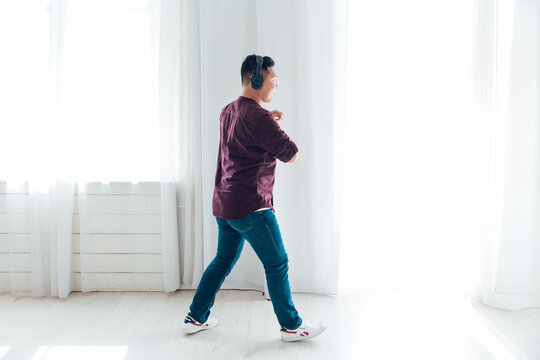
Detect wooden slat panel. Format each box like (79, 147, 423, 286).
(72, 195, 161, 214)
(0, 254, 30, 272)
(0, 254, 162, 272)
(0, 213, 161, 234)
(0, 193, 28, 213)
(0, 181, 161, 195)
(73, 254, 163, 272)
(76, 182, 161, 195)
(72, 214, 161, 234)
(0, 182, 28, 194)
(0, 234, 162, 254)
(0, 234, 29, 253)
(72, 234, 162, 253)
(0, 194, 161, 215)
(0, 214, 30, 234)
(0, 181, 167, 292)
(0, 272, 164, 292)
(73, 272, 164, 291)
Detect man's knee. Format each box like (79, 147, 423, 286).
(263, 254, 289, 274)
(214, 254, 236, 270)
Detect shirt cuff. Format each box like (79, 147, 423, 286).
(281, 140, 298, 163)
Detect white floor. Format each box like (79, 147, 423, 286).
(0, 289, 538, 360)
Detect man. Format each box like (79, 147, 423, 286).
(183, 55, 326, 342)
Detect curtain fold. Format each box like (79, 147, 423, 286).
(5, 0, 75, 298)
(157, 0, 206, 290)
(156, 0, 183, 293)
(474, 0, 540, 311)
(7, 180, 75, 298)
(74, 0, 182, 294)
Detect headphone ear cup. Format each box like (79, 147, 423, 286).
(251, 55, 264, 89)
(251, 71, 264, 89)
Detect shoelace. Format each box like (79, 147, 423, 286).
(184, 315, 202, 324)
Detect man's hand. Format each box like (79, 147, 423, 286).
(288, 153, 297, 163)
(271, 110, 283, 121)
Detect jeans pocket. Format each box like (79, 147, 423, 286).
(227, 214, 253, 233)
(262, 215, 286, 258)
(262, 210, 280, 230)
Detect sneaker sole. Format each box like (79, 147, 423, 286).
(183, 320, 218, 334)
(281, 324, 327, 342)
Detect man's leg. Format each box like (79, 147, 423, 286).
(187, 217, 245, 324)
(226, 209, 302, 330)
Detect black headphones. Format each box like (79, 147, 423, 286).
(251, 55, 264, 90)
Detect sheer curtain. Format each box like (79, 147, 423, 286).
(0, 0, 181, 297)
(197, 0, 347, 295)
(339, 0, 482, 297)
(474, 0, 540, 311)
(1, 0, 347, 298)
(161, 0, 206, 290)
(0, 0, 76, 297)
(339, 0, 540, 310)
(6, 0, 538, 308)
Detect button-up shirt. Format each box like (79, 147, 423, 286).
(212, 96, 299, 220)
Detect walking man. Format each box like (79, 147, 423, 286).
(183, 54, 326, 341)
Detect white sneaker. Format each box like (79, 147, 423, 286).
(280, 320, 327, 342)
(183, 315, 219, 334)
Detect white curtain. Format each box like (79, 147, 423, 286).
(159, 0, 206, 290)
(474, 0, 540, 311)
(197, 0, 347, 295)
(339, 0, 483, 297)
(5, 0, 537, 310)
(1, 0, 181, 297)
(1, 0, 346, 297)
(1, 0, 75, 297)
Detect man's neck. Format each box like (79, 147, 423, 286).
(241, 89, 261, 105)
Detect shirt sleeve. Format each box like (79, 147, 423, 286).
(249, 110, 299, 163)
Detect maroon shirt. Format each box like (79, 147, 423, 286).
(212, 96, 299, 220)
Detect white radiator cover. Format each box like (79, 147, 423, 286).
(0, 181, 166, 293)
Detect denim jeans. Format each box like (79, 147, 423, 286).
(187, 209, 303, 330)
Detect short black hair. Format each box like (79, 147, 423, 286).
(241, 54, 275, 87)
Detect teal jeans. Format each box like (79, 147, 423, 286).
(187, 209, 302, 330)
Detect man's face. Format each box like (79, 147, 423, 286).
(259, 67, 278, 103)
